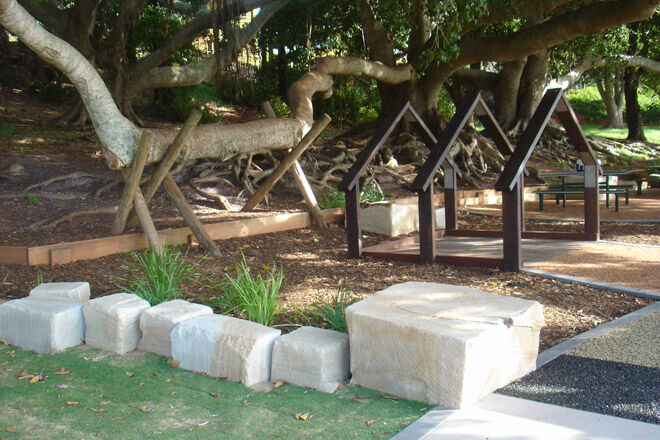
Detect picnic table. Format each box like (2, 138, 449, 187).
(537, 171, 632, 211)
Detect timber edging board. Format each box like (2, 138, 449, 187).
(0, 208, 345, 266)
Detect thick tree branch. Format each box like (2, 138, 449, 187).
(132, 0, 286, 92)
(456, 0, 660, 67)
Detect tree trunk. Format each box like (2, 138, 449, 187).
(595, 74, 625, 129)
(494, 58, 526, 130)
(514, 49, 548, 133)
(624, 68, 646, 141)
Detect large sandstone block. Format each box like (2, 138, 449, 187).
(0, 298, 85, 354)
(171, 315, 281, 387)
(29, 282, 90, 302)
(83, 293, 150, 354)
(271, 326, 349, 393)
(138, 300, 213, 357)
(361, 202, 446, 237)
(346, 282, 544, 408)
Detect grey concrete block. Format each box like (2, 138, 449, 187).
(346, 282, 544, 408)
(171, 315, 281, 387)
(83, 293, 150, 354)
(29, 282, 90, 302)
(138, 300, 213, 357)
(271, 326, 349, 393)
(0, 298, 84, 354)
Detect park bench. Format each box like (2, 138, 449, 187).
(547, 182, 633, 206)
(534, 187, 627, 212)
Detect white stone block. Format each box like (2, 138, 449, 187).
(138, 300, 213, 358)
(171, 315, 281, 387)
(271, 326, 349, 393)
(361, 203, 447, 237)
(0, 298, 84, 354)
(346, 282, 544, 408)
(83, 293, 150, 354)
(29, 282, 90, 302)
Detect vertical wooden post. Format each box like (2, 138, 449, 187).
(584, 164, 600, 239)
(520, 174, 526, 232)
(502, 178, 522, 272)
(443, 167, 457, 230)
(418, 185, 436, 264)
(345, 183, 362, 258)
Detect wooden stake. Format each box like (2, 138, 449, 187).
(162, 174, 222, 256)
(242, 113, 331, 212)
(133, 190, 163, 255)
(126, 110, 202, 228)
(111, 131, 154, 235)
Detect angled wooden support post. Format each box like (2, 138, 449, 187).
(242, 113, 332, 218)
(126, 110, 202, 228)
(112, 131, 154, 235)
(162, 174, 222, 256)
(133, 189, 164, 255)
(255, 102, 327, 227)
(418, 185, 436, 264)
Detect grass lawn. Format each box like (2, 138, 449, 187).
(582, 124, 660, 145)
(0, 343, 429, 439)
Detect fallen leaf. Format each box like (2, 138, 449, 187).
(66, 402, 79, 406)
(99, 401, 112, 406)
(7, 352, 15, 358)
(209, 392, 220, 399)
(0, 361, 7, 366)
(166, 359, 179, 368)
(336, 380, 345, 391)
(125, 372, 134, 377)
(366, 418, 381, 426)
(17, 371, 33, 380)
(6, 427, 17, 433)
(153, 372, 160, 376)
(55, 384, 68, 389)
(90, 408, 105, 413)
(54, 368, 71, 375)
(298, 412, 310, 421)
(0, 339, 7, 345)
(79, 386, 88, 390)
(382, 395, 399, 400)
(274, 380, 285, 389)
(139, 406, 148, 413)
(28, 375, 40, 383)
(65, 378, 74, 381)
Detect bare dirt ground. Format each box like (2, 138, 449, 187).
(0, 86, 655, 353)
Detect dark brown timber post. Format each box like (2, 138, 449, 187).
(584, 164, 600, 238)
(520, 174, 526, 232)
(502, 178, 522, 271)
(443, 166, 458, 231)
(345, 183, 362, 258)
(419, 185, 436, 264)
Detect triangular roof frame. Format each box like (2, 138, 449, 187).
(338, 101, 458, 192)
(495, 88, 598, 191)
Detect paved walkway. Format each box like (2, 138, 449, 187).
(393, 302, 660, 440)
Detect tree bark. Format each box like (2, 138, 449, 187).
(494, 59, 526, 130)
(625, 21, 646, 141)
(595, 73, 625, 129)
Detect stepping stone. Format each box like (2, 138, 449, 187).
(346, 282, 544, 408)
(83, 293, 150, 355)
(171, 315, 281, 387)
(0, 298, 85, 354)
(271, 326, 349, 393)
(29, 282, 90, 302)
(138, 299, 213, 358)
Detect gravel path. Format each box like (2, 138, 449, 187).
(498, 308, 660, 424)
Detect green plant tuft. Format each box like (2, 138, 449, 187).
(26, 272, 53, 289)
(116, 245, 200, 306)
(311, 285, 356, 333)
(213, 251, 284, 326)
(317, 182, 386, 210)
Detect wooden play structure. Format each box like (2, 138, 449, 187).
(341, 88, 602, 272)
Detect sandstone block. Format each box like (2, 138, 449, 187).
(83, 293, 150, 354)
(271, 326, 349, 393)
(171, 315, 281, 386)
(346, 282, 544, 408)
(0, 298, 84, 354)
(361, 203, 446, 237)
(29, 282, 90, 302)
(138, 300, 213, 357)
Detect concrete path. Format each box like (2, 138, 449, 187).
(394, 302, 660, 440)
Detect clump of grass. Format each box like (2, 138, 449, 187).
(311, 285, 357, 333)
(359, 180, 385, 203)
(25, 272, 53, 289)
(213, 251, 284, 326)
(317, 182, 386, 210)
(116, 245, 200, 306)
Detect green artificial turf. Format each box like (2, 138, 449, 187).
(0, 343, 429, 439)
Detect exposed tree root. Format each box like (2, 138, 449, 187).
(188, 179, 234, 211)
(28, 206, 117, 230)
(23, 172, 107, 193)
